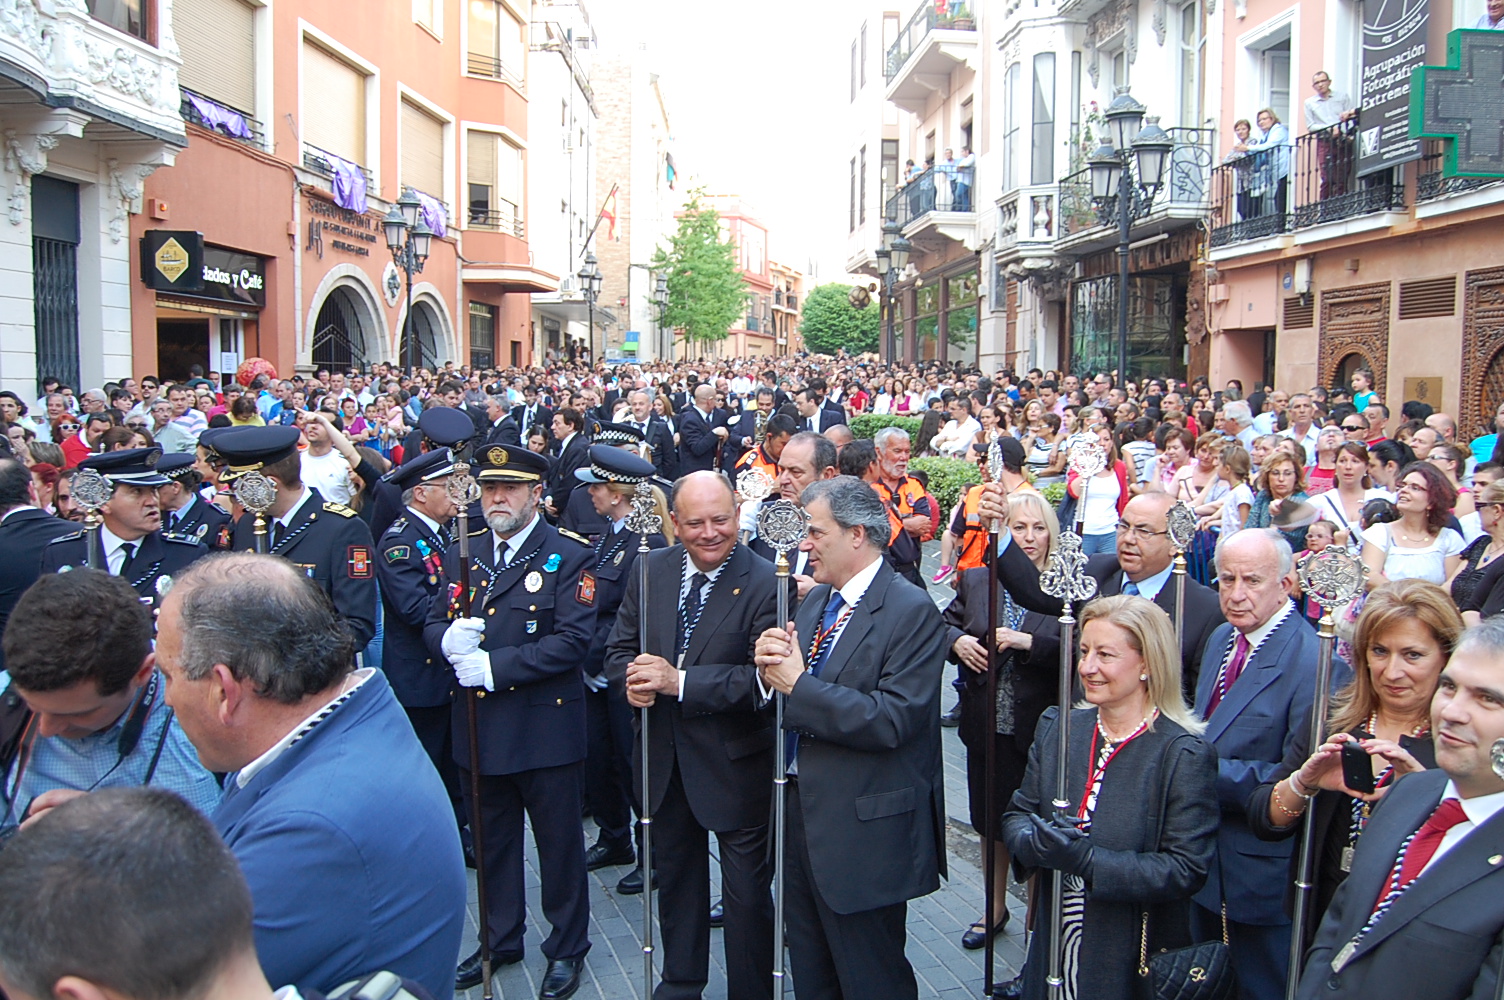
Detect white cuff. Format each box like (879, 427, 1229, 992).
(677, 669, 687, 702)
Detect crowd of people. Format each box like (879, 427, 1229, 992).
(1, 350, 1503, 1000)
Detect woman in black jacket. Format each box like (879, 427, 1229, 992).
(1003, 594, 1218, 1000)
(1245, 579, 1461, 952)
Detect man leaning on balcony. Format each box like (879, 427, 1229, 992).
(1476, 0, 1503, 28)
(1305, 71, 1357, 200)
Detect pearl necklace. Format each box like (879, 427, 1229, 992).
(1098, 708, 1156, 743)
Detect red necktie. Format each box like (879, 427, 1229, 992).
(1205, 634, 1251, 715)
(1372, 797, 1468, 914)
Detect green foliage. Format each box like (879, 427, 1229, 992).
(799, 283, 881, 356)
(909, 456, 981, 514)
(848, 414, 924, 441)
(651, 191, 746, 348)
(1041, 482, 1067, 507)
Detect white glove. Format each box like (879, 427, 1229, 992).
(452, 649, 493, 691)
(583, 671, 609, 693)
(441, 617, 486, 660)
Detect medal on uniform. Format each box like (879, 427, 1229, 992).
(156, 575, 173, 596)
(614, 550, 625, 565)
(1340, 846, 1355, 872)
(525, 570, 543, 592)
(544, 553, 561, 573)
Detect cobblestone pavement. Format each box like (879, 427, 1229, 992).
(457, 543, 1027, 1000)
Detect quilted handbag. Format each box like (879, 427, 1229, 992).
(1136, 903, 1237, 1000)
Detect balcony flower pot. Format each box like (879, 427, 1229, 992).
(951, 17, 975, 28)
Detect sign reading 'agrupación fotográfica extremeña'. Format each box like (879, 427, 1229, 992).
(1357, 0, 1429, 178)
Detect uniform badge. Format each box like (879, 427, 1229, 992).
(544, 553, 562, 573)
(347, 546, 373, 579)
(194, 523, 209, 540)
(526, 620, 538, 634)
(156, 575, 173, 596)
(215, 525, 232, 549)
(295, 563, 317, 578)
(577, 571, 596, 606)
(385, 545, 410, 563)
(613, 550, 625, 565)
(525, 571, 543, 593)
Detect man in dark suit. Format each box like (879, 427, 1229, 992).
(606, 471, 779, 1000)
(1192, 528, 1349, 1000)
(990, 491, 1224, 699)
(424, 446, 597, 998)
(0, 458, 75, 671)
(806, 378, 847, 427)
(621, 388, 677, 481)
(755, 476, 949, 999)
(545, 408, 591, 521)
(719, 388, 773, 477)
(480, 393, 522, 449)
(792, 388, 843, 436)
(510, 385, 553, 441)
(677, 385, 730, 476)
(1296, 620, 1504, 999)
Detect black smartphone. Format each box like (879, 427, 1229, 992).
(1341, 741, 1375, 794)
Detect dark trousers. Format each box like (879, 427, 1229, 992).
(654, 762, 773, 1000)
(784, 783, 915, 1000)
(1192, 903, 1289, 1000)
(893, 562, 924, 589)
(404, 704, 465, 834)
(461, 762, 591, 960)
(584, 685, 636, 850)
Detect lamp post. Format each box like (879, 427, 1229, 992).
(578, 251, 603, 365)
(1086, 89, 1173, 387)
(383, 189, 434, 377)
(654, 273, 669, 361)
(874, 219, 913, 363)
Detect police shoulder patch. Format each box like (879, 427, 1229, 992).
(323, 502, 358, 518)
(162, 533, 202, 548)
(382, 517, 409, 538)
(208, 500, 230, 515)
(557, 528, 591, 547)
(384, 544, 411, 563)
(48, 530, 85, 544)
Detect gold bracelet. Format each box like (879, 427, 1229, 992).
(1272, 780, 1307, 821)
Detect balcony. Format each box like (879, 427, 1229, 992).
(468, 198, 525, 240)
(468, 51, 523, 89)
(302, 143, 374, 191)
(1053, 127, 1214, 252)
(1416, 138, 1504, 208)
(180, 88, 263, 147)
(885, 164, 979, 251)
(884, 0, 978, 115)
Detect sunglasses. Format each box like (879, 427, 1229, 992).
(1342, 424, 1367, 432)
(58, 423, 80, 431)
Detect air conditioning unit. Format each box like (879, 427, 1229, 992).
(559, 276, 576, 293)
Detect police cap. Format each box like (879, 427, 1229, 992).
(78, 447, 170, 487)
(575, 444, 656, 485)
(418, 408, 475, 449)
(472, 444, 548, 483)
(593, 421, 645, 447)
(385, 447, 456, 491)
(154, 452, 200, 481)
(212, 426, 301, 483)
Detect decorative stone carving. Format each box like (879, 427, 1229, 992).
(1153, 0, 1168, 45)
(1463, 266, 1504, 437)
(1318, 282, 1390, 397)
(1085, 0, 1140, 86)
(3, 127, 58, 225)
(106, 157, 159, 243)
(1185, 262, 1208, 345)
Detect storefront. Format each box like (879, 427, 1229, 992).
(140, 230, 269, 379)
(897, 262, 981, 367)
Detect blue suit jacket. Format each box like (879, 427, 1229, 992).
(214, 670, 466, 999)
(1192, 609, 1350, 924)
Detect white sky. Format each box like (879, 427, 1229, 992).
(585, 0, 860, 284)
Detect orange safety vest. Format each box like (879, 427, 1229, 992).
(956, 484, 989, 572)
(873, 476, 928, 565)
(735, 444, 779, 482)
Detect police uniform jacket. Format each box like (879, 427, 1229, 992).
(422, 516, 597, 775)
(162, 493, 233, 549)
(40, 529, 208, 617)
(582, 523, 667, 680)
(376, 511, 453, 709)
(560, 483, 608, 539)
(230, 487, 378, 648)
(603, 542, 779, 833)
(0, 508, 75, 672)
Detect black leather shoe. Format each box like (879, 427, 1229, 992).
(584, 841, 635, 871)
(992, 971, 1026, 999)
(709, 897, 724, 927)
(455, 947, 523, 990)
(615, 865, 658, 895)
(940, 705, 963, 728)
(539, 957, 584, 1000)
(961, 909, 1009, 949)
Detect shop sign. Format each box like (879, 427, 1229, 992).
(141, 230, 205, 293)
(198, 247, 267, 308)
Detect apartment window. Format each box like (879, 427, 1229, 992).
(961, 98, 974, 151)
(400, 98, 446, 198)
(1002, 62, 1020, 192)
(1110, 47, 1129, 91)
(177, 0, 255, 113)
(859, 145, 867, 225)
(1031, 53, 1056, 185)
(1179, 2, 1202, 127)
(849, 156, 857, 232)
(303, 41, 367, 165)
(1261, 41, 1291, 126)
(88, 0, 148, 40)
(469, 0, 525, 83)
(881, 139, 899, 213)
(851, 40, 859, 102)
(469, 302, 496, 369)
(860, 22, 868, 87)
(412, 0, 441, 35)
(467, 130, 522, 233)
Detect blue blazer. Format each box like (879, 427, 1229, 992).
(1192, 609, 1350, 924)
(214, 670, 466, 999)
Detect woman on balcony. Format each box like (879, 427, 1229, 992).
(1243, 109, 1292, 219)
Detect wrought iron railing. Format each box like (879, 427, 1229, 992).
(1416, 137, 1504, 203)
(883, 164, 977, 227)
(467, 51, 522, 84)
(1208, 160, 1289, 246)
(468, 199, 525, 239)
(1289, 123, 1405, 228)
(180, 87, 263, 146)
(1056, 127, 1212, 239)
(884, 0, 976, 80)
(302, 143, 373, 188)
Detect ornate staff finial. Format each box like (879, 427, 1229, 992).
(624, 481, 662, 536)
(1067, 440, 1106, 480)
(756, 498, 810, 555)
(71, 468, 115, 516)
(445, 459, 482, 508)
(1166, 501, 1197, 553)
(1296, 544, 1366, 612)
(736, 466, 775, 503)
(1039, 530, 1099, 604)
(231, 470, 277, 517)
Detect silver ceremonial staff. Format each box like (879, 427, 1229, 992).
(1038, 528, 1098, 1000)
(756, 495, 811, 1000)
(233, 470, 278, 555)
(1284, 544, 1365, 1000)
(71, 468, 114, 570)
(624, 481, 664, 996)
(447, 457, 495, 1000)
(1166, 501, 1197, 649)
(1068, 441, 1106, 538)
(980, 437, 1005, 998)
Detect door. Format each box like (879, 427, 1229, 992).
(158, 320, 211, 381)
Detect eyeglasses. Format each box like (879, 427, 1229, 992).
(1396, 482, 1428, 494)
(1115, 521, 1169, 539)
(1342, 424, 1367, 432)
(58, 423, 79, 431)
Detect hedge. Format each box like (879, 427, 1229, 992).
(848, 414, 924, 441)
(908, 456, 981, 513)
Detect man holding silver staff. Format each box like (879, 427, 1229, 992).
(605, 470, 780, 1000)
(753, 476, 948, 1000)
(748, 431, 837, 602)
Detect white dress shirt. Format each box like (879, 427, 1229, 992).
(1424, 780, 1504, 875)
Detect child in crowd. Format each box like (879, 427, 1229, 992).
(1295, 519, 1337, 621)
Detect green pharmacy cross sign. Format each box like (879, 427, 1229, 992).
(1410, 29, 1504, 178)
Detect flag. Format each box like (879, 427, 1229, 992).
(598, 185, 618, 241)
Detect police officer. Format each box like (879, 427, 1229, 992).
(40, 448, 208, 617)
(574, 445, 670, 875)
(375, 448, 464, 833)
(215, 426, 378, 648)
(423, 445, 596, 999)
(155, 452, 232, 549)
(370, 407, 478, 539)
(559, 422, 643, 541)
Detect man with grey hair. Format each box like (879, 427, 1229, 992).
(678, 384, 730, 476)
(754, 475, 948, 998)
(481, 392, 522, 448)
(824, 422, 854, 456)
(872, 427, 933, 587)
(1279, 393, 1321, 460)
(1222, 399, 1257, 449)
(155, 552, 466, 998)
(1192, 528, 1349, 1000)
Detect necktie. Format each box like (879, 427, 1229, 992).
(1122, 580, 1140, 596)
(808, 417, 816, 433)
(1205, 634, 1252, 715)
(1372, 798, 1469, 914)
(271, 521, 285, 548)
(118, 542, 136, 576)
(811, 590, 846, 676)
(677, 572, 709, 661)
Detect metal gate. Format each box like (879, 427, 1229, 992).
(33, 237, 80, 390)
(311, 288, 369, 371)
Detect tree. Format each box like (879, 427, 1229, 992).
(799, 282, 881, 356)
(651, 192, 746, 351)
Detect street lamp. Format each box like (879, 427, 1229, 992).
(654, 273, 669, 360)
(577, 251, 602, 364)
(384, 188, 433, 376)
(1084, 89, 1172, 387)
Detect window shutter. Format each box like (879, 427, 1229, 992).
(303, 42, 365, 164)
(1398, 277, 1457, 319)
(467, 130, 496, 188)
(401, 100, 445, 197)
(177, 0, 255, 112)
